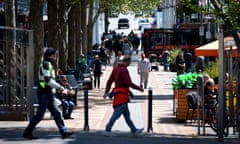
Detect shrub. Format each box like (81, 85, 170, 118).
(172, 72, 202, 90)
(168, 49, 183, 65)
(168, 49, 183, 72)
(203, 59, 218, 78)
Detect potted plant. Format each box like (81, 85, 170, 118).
(172, 72, 202, 122)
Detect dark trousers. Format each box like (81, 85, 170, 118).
(177, 69, 184, 75)
(94, 74, 101, 88)
(23, 93, 67, 136)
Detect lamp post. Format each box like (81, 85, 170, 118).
(205, 15, 213, 43)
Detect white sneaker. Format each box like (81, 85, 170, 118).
(133, 128, 144, 136)
(103, 131, 116, 137)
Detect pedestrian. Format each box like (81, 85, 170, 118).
(128, 30, 135, 43)
(132, 34, 140, 54)
(184, 49, 193, 73)
(203, 73, 210, 86)
(204, 79, 218, 108)
(76, 54, 87, 80)
(113, 50, 123, 68)
(23, 48, 73, 139)
(137, 53, 150, 89)
(163, 50, 169, 71)
(56, 75, 75, 120)
(122, 37, 131, 56)
(195, 56, 205, 73)
(93, 55, 102, 88)
(113, 39, 122, 58)
(103, 55, 144, 136)
(175, 52, 185, 75)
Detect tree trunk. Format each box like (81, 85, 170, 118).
(58, 0, 67, 71)
(68, 5, 76, 69)
(48, 0, 58, 51)
(5, 0, 14, 27)
(104, 8, 109, 33)
(87, 2, 94, 52)
(75, 3, 82, 61)
(81, 0, 87, 56)
(30, 0, 44, 79)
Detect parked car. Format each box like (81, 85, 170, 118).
(138, 19, 149, 25)
(138, 19, 151, 30)
(118, 18, 129, 29)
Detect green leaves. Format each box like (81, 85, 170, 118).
(180, 0, 240, 30)
(203, 59, 218, 79)
(100, 0, 161, 17)
(168, 49, 183, 65)
(172, 72, 202, 90)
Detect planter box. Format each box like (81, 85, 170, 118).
(175, 88, 197, 122)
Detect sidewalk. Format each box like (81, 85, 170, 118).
(0, 55, 239, 143)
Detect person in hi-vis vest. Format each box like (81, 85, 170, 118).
(23, 48, 73, 139)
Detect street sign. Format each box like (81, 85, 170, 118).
(224, 40, 235, 47)
(199, 26, 204, 36)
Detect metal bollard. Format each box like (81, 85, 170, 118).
(83, 85, 90, 131)
(147, 87, 153, 132)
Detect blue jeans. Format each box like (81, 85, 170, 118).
(105, 103, 137, 133)
(62, 99, 75, 118)
(23, 92, 67, 136)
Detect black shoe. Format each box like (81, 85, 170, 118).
(61, 131, 73, 139)
(23, 134, 38, 140)
(64, 117, 74, 120)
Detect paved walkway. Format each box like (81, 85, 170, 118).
(0, 54, 239, 143)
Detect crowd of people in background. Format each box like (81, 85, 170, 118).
(100, 29, 141, 58)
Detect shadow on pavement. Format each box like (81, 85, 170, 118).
(0, 128, 239, 144)
(66, 130, 234, 144)
(133, 94, 173, 100)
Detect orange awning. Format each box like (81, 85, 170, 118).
(195, 40, 219, 57)
(195, 37, 240, 57)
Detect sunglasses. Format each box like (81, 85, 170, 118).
(62, 79, 67, 82)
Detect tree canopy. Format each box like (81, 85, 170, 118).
(179, 0, 240, 30)
(99, 0, 161, 17)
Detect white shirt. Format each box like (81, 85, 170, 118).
(138, 58, 150, 73)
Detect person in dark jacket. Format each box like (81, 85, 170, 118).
(93, 55, 102, 88)
(132, 34, 140, 54)
(175, 52, 185, 75)
(23, 48, 73, 139)
(184, 49, 193, 73)
(103, 55, 144, 136)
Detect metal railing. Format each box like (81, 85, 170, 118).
(0, 26, 34, 120)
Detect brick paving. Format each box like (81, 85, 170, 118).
(0, 56, 237, 140)
(67, 62, 200, 136)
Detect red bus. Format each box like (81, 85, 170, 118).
(142, 26, 209, 58)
